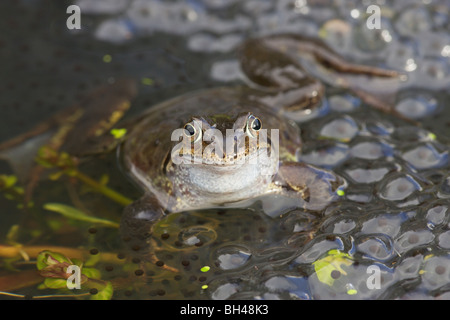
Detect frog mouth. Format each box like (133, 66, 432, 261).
(203, 143, 271, 165)
(176, 146, 280, 195)
(174, 144, 270, 165)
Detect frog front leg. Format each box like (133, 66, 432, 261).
(272, 161, 346, 212)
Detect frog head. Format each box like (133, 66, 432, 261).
(169, 111, 279, 198)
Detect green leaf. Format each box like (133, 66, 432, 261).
(141, 77, 154, 86)
(71, 258, 84, 268)
(84, 253, 101, 267)
(43, 203, 119, 228)
(427, 132, 436, 140)
(312, 250, 353, 286)
(110, 128, 127, 139)
(82, 267, 101, 280)
(200, 266, 210, 273)
(6, 224, 20, 243)
(346, 283, 358, 295)
(90, 281, 113, 300)
(103, 54, 112, 63)
(0, 175, 17, 189)
(43, 278, 68, 289)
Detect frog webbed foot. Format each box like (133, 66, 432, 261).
(275, 162, 347, 211)
(120, 194, 165, 259)
(241, 34, 414, 124)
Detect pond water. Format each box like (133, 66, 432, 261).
(0, 0, 449, 300)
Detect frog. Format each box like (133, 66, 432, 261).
(113, 34, 405, 255)
(0, 33, 404, 259)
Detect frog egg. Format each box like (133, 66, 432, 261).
(421, 256, 450, 290)
(188, 33, 242, 53)
(401, 143, 449, 170)
(418, 58, 450, 90)
(394, 230, 434, 255)
(385, 42, 418, 73)
(213, 245, 252, 271)
(422, 58, 448, 80)
(210, 281, 239, 300)
(298, 142, 349, 168)
(353, 17, 395, 53)
(331, 219, 356, 234)
(319, 19, 353, 52)
(350, 141, 393, 160)
(438, 176, 450, 197)
(75, 0, 128, 14)
(264, 275, 310, 300)
(346, 192, 372, 203)
(394, 6, 432, 37)
(396, 255, 423, 281)
(345, 166, 391, 184)
(294, 236, 345, 264)
(242, 0, 273, 15)
(319, 116, 359, 142)
(360, 214, 403, 238)
(438, 231, 450, 250)
(357, 235, 395, 262)
(95, 18, 136, 44)
(394, 95, 438, 120)
(425, 205, 448, 229)
(377, 173, 422, 202)
(417, 31, 450, 59)
(328, 94, 360, 112)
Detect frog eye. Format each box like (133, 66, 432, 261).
(183, 121, 202, 142)
(246, 115, 262, 138)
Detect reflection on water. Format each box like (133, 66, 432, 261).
(0, 0, 449, 300)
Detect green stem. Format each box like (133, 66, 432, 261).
(68, 170, 133, 207)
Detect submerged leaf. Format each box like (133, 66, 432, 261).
(312, 249, 353, 286)
(141, 77, 154, 86)
(82, 267, 101, 280)
(6, 225, 20, 243)
(0, 175, 17, 189)
(90, 281, 113, 300)
(200, 266, 210, 273)
(43, 203, 119, 228)
(43, 278, 68, 289)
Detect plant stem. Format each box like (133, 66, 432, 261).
(69, 169, 133, 206)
